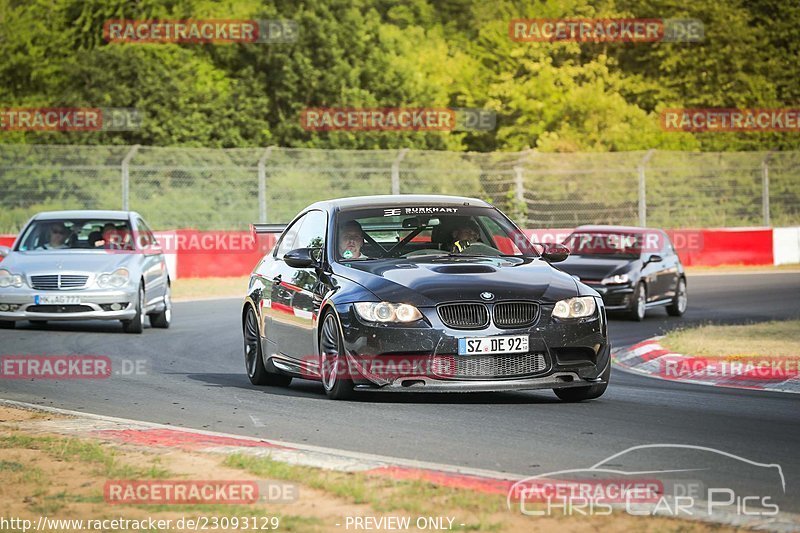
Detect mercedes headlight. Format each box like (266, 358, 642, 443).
(601, 274, 630, 285)
(552, 296, 597, 319)
(354, 302, 423, 323)
(97, 267, 130, 288)
(0, 269, 24, 288)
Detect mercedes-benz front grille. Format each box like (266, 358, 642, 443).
(437, 303, 490, 329)
(493, 302, 539, 328)
(30, 274, 89, 290)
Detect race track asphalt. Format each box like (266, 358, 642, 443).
(1, 272, 799, 512)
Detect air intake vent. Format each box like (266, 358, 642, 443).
(493, 302, 539, 328)
(433, 353, 548, 379)
(438, 303, 489, 329)
(432, 265, 496, 274)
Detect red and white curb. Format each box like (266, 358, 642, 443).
(613, 338, 800, 394)
(0, 398, 521, 490)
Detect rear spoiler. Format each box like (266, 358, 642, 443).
(250, 223, 287, 234)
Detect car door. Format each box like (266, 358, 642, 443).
(266, 213, 307, 356)
(135, 217, 167, 307)
(658, 232, 682, 300)
(280, 210, 328, 360)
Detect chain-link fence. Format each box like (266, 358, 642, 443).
(1, 145, 798, 233)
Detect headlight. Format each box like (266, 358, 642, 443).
(601, 274, 630, 285)
(354, 302, 423, 323)
(97, 267, 130, 288)
(0, 269, 24, 288)
(552, 296, 597, 319)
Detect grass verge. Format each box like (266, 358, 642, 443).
(660, 320, 800, 358)
(171, 276, 248, 301)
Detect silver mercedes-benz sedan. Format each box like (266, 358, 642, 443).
(0, 210, 171, 333)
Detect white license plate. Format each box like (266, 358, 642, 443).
(34, 295, 81, 305)
(458, 335, 529, 355)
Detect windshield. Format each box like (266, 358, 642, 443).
(17, 219, 133, 251)
(334, 206, 537, 261)
(563, 232, 644, 258)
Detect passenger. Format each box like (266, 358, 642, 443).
(450, 220, 481, 253)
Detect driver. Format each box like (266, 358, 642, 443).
(338, 220, 367, 259)
(39, 222, 70, 249)
(451, 220, 481, 253)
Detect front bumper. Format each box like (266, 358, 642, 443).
(584, 283, 634, 311)
(335, 301, 610, 392)
(0, 286, 138, 321)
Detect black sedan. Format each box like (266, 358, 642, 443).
(557, 225, 687, 321)
(242, 196, 610, 401)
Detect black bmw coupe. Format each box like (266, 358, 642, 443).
(242, 195, 610, 401)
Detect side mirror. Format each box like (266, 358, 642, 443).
(540, 243, 570, 263)
(284, 248, 319, 269)
(0, 245, 9, 259)
(645, 254, 663, 265)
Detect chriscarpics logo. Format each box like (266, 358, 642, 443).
(507, 444, 785, 521)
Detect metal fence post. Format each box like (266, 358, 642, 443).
(513, 166, 525, 204)
(638, 149, 656, 227)
(762, 151, 774, 227)
(258, 146, 276, 223)
(391, 148, 409, 195)
(121, 145, 140, 211)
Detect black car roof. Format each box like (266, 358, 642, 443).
(304, 195, 492, 212)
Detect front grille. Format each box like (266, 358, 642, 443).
(603, 292, 629, 307)
(435, 353, 548, 379)
(438, 303, 489, 329)
(493, 302, 539, 328)
(27, 305, 93, 313)
(30, 275, 59, 290)
(30, 274, 88, 290)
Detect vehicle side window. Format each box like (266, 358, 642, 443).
(275, 214, 306, 258)
(293, 210, 327, 250)
(662, 232, 675, 255)
(136, 218, 156, 248)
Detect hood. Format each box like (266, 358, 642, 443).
(335, 256, 579, 307)
(556, 255, 638, 282)
(1, 250, 136, 276)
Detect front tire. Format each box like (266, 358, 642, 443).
(243, 305, 291, 386)
(148, 283, 171, 328)
(627, 282, 646, 321)
(319, 310, 355, 400)
(554, 361, 611, 402)
(122, 283, 145, 334)
(666, 277, 687, 317)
